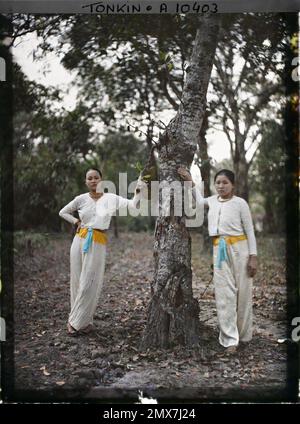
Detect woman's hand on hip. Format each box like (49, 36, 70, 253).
(247, 255, 257, 277)
(75, 219, 81, 230)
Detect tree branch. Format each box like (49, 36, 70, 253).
(222, 115, 234, 157)
(160, 80, 179, 110)
(245, 128, 261, 155)
(233, 49, 250, 96)
(9, 15, 62, 48)
(243, 82, 282, 139)
(168, 77, 182, 101)
(248, 143, 260, 167)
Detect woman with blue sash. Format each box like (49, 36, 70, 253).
(178, 168, 258, 352)
(59, 168, 142, 336)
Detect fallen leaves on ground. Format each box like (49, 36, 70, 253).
(13, 232, 287, 397)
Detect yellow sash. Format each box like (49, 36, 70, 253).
(213, 234, 247, 246)
(77, 228, 108, 245)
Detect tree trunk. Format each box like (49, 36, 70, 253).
(199, 110, 211, 198)
(198, 110, 211, 251)
(233, 154, 249, 201)
(146, 122, 158, 230)
(141, 15, 220, 349)
(263, 197, 276, 234)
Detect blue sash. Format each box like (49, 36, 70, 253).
(216, 237, 228, 269)
(83, 227, 93, 253)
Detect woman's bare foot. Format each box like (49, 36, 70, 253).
(80, 324, 94, 334)
(225, 345, 238, 354)
(67, 323, 79, 336)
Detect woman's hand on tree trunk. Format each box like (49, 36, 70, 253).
(135, 176, 148, 195)
(177, 167, 194, 186)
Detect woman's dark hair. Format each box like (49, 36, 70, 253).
(85, 167, 103, 178)
(214, 169, 235, 185)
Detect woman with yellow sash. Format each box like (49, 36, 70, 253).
(178, 168, 258, 352)
(59, 168, 142, 336)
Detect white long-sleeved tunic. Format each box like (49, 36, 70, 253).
(59, 192, 141, 230)
(193, 186, 257, 255)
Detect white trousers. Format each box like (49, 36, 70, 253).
(213, 239, 253, 347)
(68, 234, 106, 330)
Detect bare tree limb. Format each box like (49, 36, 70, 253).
(248, 143, 260, 167)
(245, 127, 261, 154)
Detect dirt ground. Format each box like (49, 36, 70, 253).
(13, 231, 290, 402)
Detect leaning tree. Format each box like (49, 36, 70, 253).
(141, 14, 220, 349)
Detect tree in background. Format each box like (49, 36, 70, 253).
(209, 14, 287, 201)
(250, 119, 286, 234)
(11, 14, 287, 205)
(13, 63, 93, 230)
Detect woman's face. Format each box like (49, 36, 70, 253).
(85, 170, 102, 192)
(214, 174, 234, 199)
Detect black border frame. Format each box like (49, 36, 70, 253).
(0, 11, 299, 404)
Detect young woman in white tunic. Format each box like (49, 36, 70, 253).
(59, 168, 142, 336)
(178, 168, 258, 352)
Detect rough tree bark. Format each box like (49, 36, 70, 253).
(199, 111, 211, 199)
(141, 15, 220, 349)
(198, 110, 211, 250)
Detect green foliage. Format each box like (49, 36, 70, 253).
(26, 14, 199, 131)
(13, 65, 93, 231)
(89, 131, 156, 232)
(250, 119, 286, 234)
(135, 161, 144, 174)
(96, 132, 148, 185)
(209, 14, 287, 200)
(13, 59, 152, 232)
(96, 132, 153, 231)
(12, 14, 289, 234)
